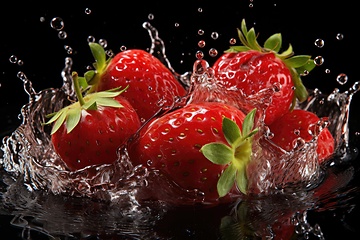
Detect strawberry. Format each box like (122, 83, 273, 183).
(82, 43, 187, 122)
(128, 102, 258, 205)
(212, 19, 316, 125)
(267, 109, 335, 163)
(45, 72, 141, 171)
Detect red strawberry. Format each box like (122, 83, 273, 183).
(212, 19, 315, 125)
(83, 43, 187, 122)
(45, 72, 141, 171)
(128, 102, 258, 205)
(267, 109, 335, 163)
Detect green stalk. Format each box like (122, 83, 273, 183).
(72, 71, 85, 106)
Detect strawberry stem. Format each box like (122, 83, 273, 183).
(72, 71, 85, 106)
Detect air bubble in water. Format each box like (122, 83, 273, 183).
(17, 60, 24, 66)
(336, 73, 348, 85)
(9, 55, 18, 64)
(98, 39, 108, 48)
(198, 40, 205, 48)
(198, 8, 203, 13)
(314, 56, 324, 66)
(211, 32, 219, 40)
(175, 23, 179, 27)
(325, 69, 330, 74)
(85, 8, 92, 15)
(209, 48, 218, 57)
(50, 17, 64, 31)
(198, 29, 204, 35)
(148, 14, 154, 20)
(120, 45, 127, 51)
(87, 36, 96, 43)
(40, 17, 45, 23)
(58, 31, 67, 39)
(195, 50, 204, 60)
(314, 38, 324, 48)
(229, 38, 237, 45)
(336, 33, 344, 40)
(64, 45, 73, 54)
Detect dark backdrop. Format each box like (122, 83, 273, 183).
(0, 1, 359, 239)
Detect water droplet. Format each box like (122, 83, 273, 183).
(120, 45, 127, 51)
(39, 17, 45, 23)
(209, 48, 218, 57)
(229, 38, 237, 45)
(211, 32, 219, 40)
(85, 8, 92, 15)
(50, 17, 64, 31)
(195, 50, 204, 59)
(336, 73, 348, 85)
(314, 38, 324, 48)
(198, 29, 204, 35)
(174, 22, 179, 27)
(198, 40, 206, 48)
(98, 39, 108, 48)
(58, 31, 67, 39)
(64, 45, 73, 54)
(105, 49, 114, 57)
(17, 60, 24, 66)
(336, 33, 344, 40)
(325, 69, 331, 74)
(198, 8, 203, 13)
(249, 3, 254, 8)
(9, 55, 18, 64)
(193, 59, 209, 74)
(314, 56, 324, 66)
(148, 13, 154, 20)
(87, 35, 95, 43)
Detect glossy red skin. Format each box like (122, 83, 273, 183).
(268, 109, 335, 163)
(96, 49, 187, 122)
(129, 102, 247, 205)
(213, 50, 294, 125)
(52, 96, 141, 171)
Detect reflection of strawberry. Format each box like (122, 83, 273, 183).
(268, 109, 335, 163)
(212, 19, 315, 125)
(45, 72, 141, 171)
(128, 102, 258, 205)
(83, 43, 187, 122)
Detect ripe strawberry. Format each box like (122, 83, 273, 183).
(45, 72, 141, 171)
(268, 109, 335, 163)
(128, 102, 258, 205)
(212, 19, 316, 125)
(83, 43, 187, 122)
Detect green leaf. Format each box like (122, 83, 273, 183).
(246, 28, 261, 51)
(283, 55, 312, 68)
(217, 164, 237, 197)
(236, 163, 248, 194)
(222, 117, 241, 146)
(66, 108, 81, 133)
(51, 110, 67, 135)
(264, 33, 282, 52)
(201, 143, 234, 165)
(225, 45, 250, 53)
(278, 44, 293, 58)
(89, 42, 107, 73)
(78, 76, 88, 89)
(242, 108, 256, 136)
(95, 97, 123, 108)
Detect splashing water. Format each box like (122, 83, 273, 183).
(0, 20, 360, 239)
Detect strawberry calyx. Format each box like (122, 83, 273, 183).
(225, 19, 316, 104)
(76, 42, 112, 92)
(44, 71, 127, 134)
(200, 108, 258, 197)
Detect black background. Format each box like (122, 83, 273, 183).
(0, 0, 359, 239)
